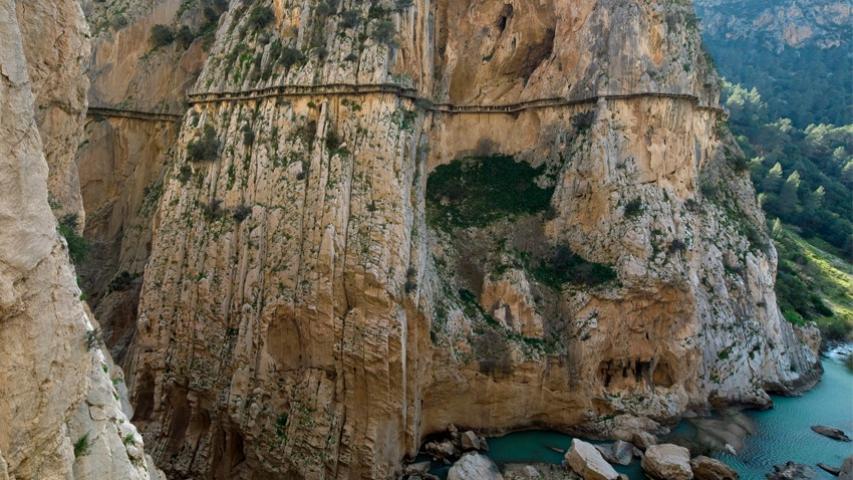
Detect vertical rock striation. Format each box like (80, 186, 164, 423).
(0, 0, 160, 478)
(117, 0, 821, 478)
(14, 0, 90, 224)
(76, 0, 213, 364)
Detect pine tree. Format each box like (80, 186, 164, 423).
(762, 162, 784, 192)
(778, 170, 801, 216)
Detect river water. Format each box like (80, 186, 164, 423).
(485, 355, 852, 479)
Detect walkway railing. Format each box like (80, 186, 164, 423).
(185, 83, 725, 115)
(87, 106, 184, 123)
(86, 84, 724, 124)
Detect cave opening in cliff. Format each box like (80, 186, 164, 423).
(496, 4, 513, 32)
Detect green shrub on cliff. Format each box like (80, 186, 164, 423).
(248, 6, 274, 29)
(532, 245, 617, 288)
(426, 155, 554, 230)
(58, 214, 88, 265)
(187, 125, 221, 162)
(149, 25, 174, 48)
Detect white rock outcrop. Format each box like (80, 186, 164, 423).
(564, 439, 619, 480)
(448, 453, 504, 480)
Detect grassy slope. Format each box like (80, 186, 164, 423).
(774, 225, 853, 340)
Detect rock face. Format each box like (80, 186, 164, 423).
(641, 444, 693, 480)
(14, 0, 90, 223)
(75, 0, 214, 365)
(565, 439, 618, 480)
(690, 456, 738, 480)
(102, 0, 822, 478)
(447, 453, 504, 480)
(0, 1, 159, 478)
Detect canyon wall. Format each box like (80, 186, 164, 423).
(0, 1, 160, 478)
(81, 0, 826, 479)
(77, 0, 213, 364)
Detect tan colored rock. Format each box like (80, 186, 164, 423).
(15, 0, 90, 224)
(690, 456, 738, 480)
(0, 1, 160, 478)
(641, 444, 693, 480)
(564, 439, 618, 480)
(481, 269, 544, 338)
(117, 1, 820, 478)
(461, 431, 488, 452)
(75, 0, 210, 365)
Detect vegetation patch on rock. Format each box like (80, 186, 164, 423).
(426, 155, 554, 230)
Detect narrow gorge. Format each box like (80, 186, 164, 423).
(1, 0, 835, 479)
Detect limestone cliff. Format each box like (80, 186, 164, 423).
(77, 0, 214, 364)
(115, 0, 821, 479)
(0, 1, 160, 478)
(15, 0, 90, 224)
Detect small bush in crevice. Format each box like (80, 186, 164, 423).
(203, 198, 225, 220)
(623, 198, 644, 218)
(187, 125, 221, 162)
(371, 19, 397, 46)
(176, 25, 195, 48)
(571, 111, 595, 133)
(178, 164, 193, 184)
(404, 267, 418, 293)
(74, 433, 91, 458)
(668, 239, 687, 255)
(233, 204, 252, 223)
(149, 25, 175, 48)
(325, 129, 348, 156)
(340, 10, 360, 29)
(58, 214, 88, 265)
(248, 6, 274, 29)
(241, 124, 255, 146)
(85, 329, 102, 351)
(108, 271, 138, 293)
(280, 46, 306, 69)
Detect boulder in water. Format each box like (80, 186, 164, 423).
(766, 461, 817, 479)
(405, 461, 432, 475)
(840, 455, 853, 480)
(641, 444, 693, 480)
(595, 440, 634, 466)
(816, 463, 840, 476)
(811, 425, 851, 442)
(632, 431, 658, 450)
(564, 439, 619, 480)
(448, 452, 504, 480)
(425, 440, 458, 460)
(690, 455, 738, 480)
(460, 430, 489, 452)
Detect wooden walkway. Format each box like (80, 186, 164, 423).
(85, 84, 724, 124)
(87, 106, 184, 123)
(185, 83, 725, 115)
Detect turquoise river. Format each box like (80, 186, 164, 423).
(483, 355, 853, 479)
